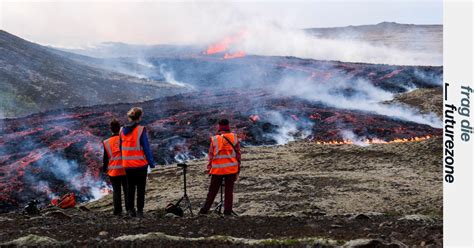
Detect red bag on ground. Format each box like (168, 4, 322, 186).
(51, 193, 76, 209)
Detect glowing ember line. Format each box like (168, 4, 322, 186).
(315, 135, 433, 145)
(223, 51, 246, 59)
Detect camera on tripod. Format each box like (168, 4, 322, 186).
(165, 162, 194, 217)
(177, 163, 187, 168)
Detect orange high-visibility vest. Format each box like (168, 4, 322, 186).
(210, 133, 239, 175)
(120, 125, 148, 168)
(103, 136, 126, 177)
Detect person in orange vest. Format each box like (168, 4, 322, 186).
(102, 118, 128, 216)
(120, 107, 155, 218)
(199, 119, 241, 216)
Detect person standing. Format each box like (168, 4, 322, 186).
(199, 119, 241, 216)
(120, 107, 155, 218)
(102, 118, 128, 216)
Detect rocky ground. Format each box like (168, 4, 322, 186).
(0, 137, 442, 247)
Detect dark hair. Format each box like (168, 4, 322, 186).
(218, 119, 229, 125)
(127, 107, 143, 121)
(110, 118, 121, 134)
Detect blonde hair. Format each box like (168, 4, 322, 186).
(127, 107, 143, 121)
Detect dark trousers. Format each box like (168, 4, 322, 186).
(125, 167, 148, 213)
(201, 173, 237, 213)
(109, 175, 128, 214)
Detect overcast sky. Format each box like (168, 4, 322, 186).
(0, 0, 442, 47)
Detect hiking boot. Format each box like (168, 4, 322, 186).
(137, 210, 144, 218)
(198, 208, 208, 216)
(224, 210, 237, 217)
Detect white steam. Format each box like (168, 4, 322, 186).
(42, 152, 109, 201)
(20, 143, 110, 203)
(264, 111, 313, 145)
(236, 25, 441, 66)
(136, 58, 155, 69)
(274, 75, 442, 128)
(340, 130, 369, 147)
(34, 180, 59, 199)
(167, 136, 198, 164)
(159, 64, 195, 89)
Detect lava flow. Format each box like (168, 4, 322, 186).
(205, 31, 248, 59)
(0, 88, 441, 212)
(315, 135, 432, 145)
(223, 51, 246, 59)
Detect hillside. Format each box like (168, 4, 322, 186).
(90, 138, 442, 218)
(0, 138, 442, 247)
(0, 31, 186, 118)
(306, 22, 442, 54)
(389, 88, 443, 117)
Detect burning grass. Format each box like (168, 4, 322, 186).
(315, 135, 432, 145)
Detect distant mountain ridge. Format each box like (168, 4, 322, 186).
(0, 30, 186, 118)
(305, 22, 442, 53)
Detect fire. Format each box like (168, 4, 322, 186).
(315, 135, 433, 145)
(223, 51, 246, 59)
(205, 31, 248, 59)
(205, 31, 247, 55)
(206, 37, 235, 54)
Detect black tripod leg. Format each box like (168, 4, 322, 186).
(184, 195, 193, 216)
(213, 177, 225, 215)
(186, 197, 194, 217)
(176, 196, 184, 206)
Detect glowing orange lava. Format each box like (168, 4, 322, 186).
(315, 135, 433, 145)
(223, 51, 246, 59)
(206, 37, 235, 54)
(206, 32, 245, 55)
(205, 31, 248, 59)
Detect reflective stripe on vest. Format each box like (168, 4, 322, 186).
(211, 162, 239, 168)
(210, 133, 239, 175)
(120, 125, 148, 168)
(122, 155, 147, 160)
(103, 136, 126, 177)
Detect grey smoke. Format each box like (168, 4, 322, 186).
(274, 74, 442, 128)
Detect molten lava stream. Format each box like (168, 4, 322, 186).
(315, 135, 433, 145)
(223, 51, 246, 59)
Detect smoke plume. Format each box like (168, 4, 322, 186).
(274, 74, 441, 128)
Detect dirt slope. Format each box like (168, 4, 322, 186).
(90, 137, 442, 217)
(0, 138, 442, 247)
(390, 88, 443, 117)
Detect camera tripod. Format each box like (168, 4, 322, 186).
(176, 163, 193, 216)
(213, 177, 238, 216)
